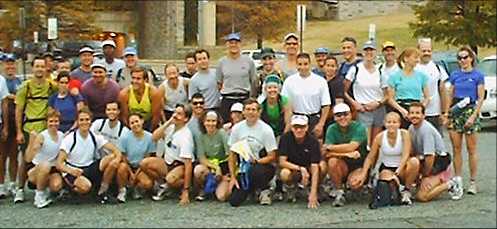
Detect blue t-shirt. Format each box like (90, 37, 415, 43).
(48, 93, 83, 132)
(338, 59, 362, 78)
(118, 131, 156, 168)
(5, 77, 22, 94)
(388, 69, 428, 101)
(449, 69, 485, 103)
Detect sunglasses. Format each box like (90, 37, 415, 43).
(457, 55, 469, 61)
(286, 42, 298, 46)
(192, 101, 205, 106)
(334, 111, 350, 118)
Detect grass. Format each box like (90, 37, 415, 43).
(210, 10, 495, 61)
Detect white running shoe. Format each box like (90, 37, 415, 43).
(117, 187, 127, 203)
(14, 188, 24, 204)
(467, 181, 478, 195)
(451, 176, 464, 200)
(401, 190, 412, 205)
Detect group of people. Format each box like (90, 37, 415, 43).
(0, 32, 485, 210)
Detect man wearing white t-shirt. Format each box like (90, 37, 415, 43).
(281, 53, 331, 138)
(415, 38, 449, 135)
(100, 40, 125, 80)
(91, 101, 130, 158)
(56, 108, 122, 204)
(141, 104, 194, 205)
(228, 98, 277, 206)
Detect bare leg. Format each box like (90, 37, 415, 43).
(449, 131, 464, 176)
(465, 133, 479, 181)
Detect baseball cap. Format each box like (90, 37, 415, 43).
(102, 39, 116, 48)
(284, 33, 299, 41)
(3, 53, 16, 62)
(79, 46, 94, 55)
(42, 52, 54, 58)
(230, 102, 244, 112)
(90, 63, 106, 71)
(225, 32, 241, 41)
(333, 103, 351, 114)
(314, 47, 330, 55)
(291, 115, 308, 126)
(123, 47, 137, 56)
(382, 41, 395, 50)
(362, 40, 376, 50)
(260, 47, 275, 59)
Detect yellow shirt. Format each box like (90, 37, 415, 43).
(128, 84, 152, 121)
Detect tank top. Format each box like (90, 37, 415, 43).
(32, 129, 64, 165)
(162, 77, 188, 112)
(128, 84, 152, 121)
(380, 129, 403, 168)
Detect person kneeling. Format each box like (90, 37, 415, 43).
(279, 115, 323, 209)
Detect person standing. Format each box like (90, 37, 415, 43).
(115, 47, 154, 88)
(378, 41, 399, 82)
(70, 46, 94, 84)
(445, 46, 485, 198)
(281, 53, 331, 138)
(216, 32, 256, 123)
(275, 33, 300, 78)
(415, 38, 449, 135)
(48, 71, 84, 133)
(158, 64, 189, 120)
(188, 49, 221, 111)
(180, 52, 197, 79)
(254, 47, 284, 98)
(100, 39, 125, 80)
(311, 47, 330, 78)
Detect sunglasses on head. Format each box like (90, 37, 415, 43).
(192, 101, 204, 105)
(334, 111, 350, 118)
(457, 55, 469, 61)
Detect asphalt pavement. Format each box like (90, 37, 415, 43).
(0, 122, 495, 228)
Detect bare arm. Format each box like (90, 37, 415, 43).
(25, 133, 43, 162)
(256, 150, 276, 164)
(324, 141, 360, 155)
(150, 86, 162, 130)
(283, 101, 293, 133)
(118, 89, 129, 126)
(102, 142, 123, 162)
(421, 85, 430, 108)
(395, 130, 412, 175)
(361, 133, 382, 174)
(152, 116, 174, 141)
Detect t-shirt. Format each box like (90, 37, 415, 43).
(228, 120, 277, 160)
(327, 75, 345, 108)
(70, 67, 92, 83)
(187, 116, 202, 158)
(81, 79, 120, 119)
(0, 77, 8, 123)
(180, 71, 194, 79)
(338, 59, 362, 78)
(387, 69, 428, 101)
(60, 130, 108, 167)
(324, 121, 368, 164)
(91, 118, 130, 158)
(345, 62, 386, 104)
(197, 129, 229, 162)
(281, 72, 331, 114)
(48, 93, 83, 133)
(448, 69, 485, 103)
(260, 95, 288, 136)
(15, 79, 58, 133)
(100, 58, 126, 80)
(378, 63, 399, 83)
(4, 76, 22, 123)
(189, 69, 221, 109)
(278, 131, 321, 167)
(276, 58, 298, 78)
(162, 125, 194, 165)
(415, 61, 449, 116)
(216, 55, 256, 95)
(5, 75, 22, 94)
(408, 120, 447, 157)
(118, 131, 156, 168)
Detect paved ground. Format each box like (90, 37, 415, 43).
(0, 122, 495, 228)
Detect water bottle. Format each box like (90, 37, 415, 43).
(450, 97, 470, 116)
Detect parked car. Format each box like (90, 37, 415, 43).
(477, 55, 496, 120)
(432, 51, 460, 75)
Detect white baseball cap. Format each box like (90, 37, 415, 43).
(291, 115, 308, 126)
(230, 102, 244, 112)
(102, 39, 116, 48)
(333, 103, 351, 114)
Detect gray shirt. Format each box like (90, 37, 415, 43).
(187, 116, 202, 158)
(189, 68, 221, 109)
(408, 120, 447, 157)
(70, 67, 92, 83)
(216, 55, 256, 96)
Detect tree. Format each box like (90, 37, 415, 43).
(0, 0, 103, 51)
(216, 1, 300, 49)
(409, 0, 496, 55)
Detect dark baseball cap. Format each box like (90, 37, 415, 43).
(260, 47, 275, 59)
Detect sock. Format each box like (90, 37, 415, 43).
(98, 183, 109, 195)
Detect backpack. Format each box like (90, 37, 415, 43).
(369, 179, 402, 209)
(339, 59, 362, 100)
(98, 118, 125, 138)
(68, 129, 98, 160)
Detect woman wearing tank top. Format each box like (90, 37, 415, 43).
(355, 112, 420, 205)
(24, 110, 64, 208)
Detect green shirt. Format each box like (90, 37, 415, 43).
(197, 129, 229, 162)
(262, 95, 288, 136)
(15, 79, 57, 133)
(325, 121, 368, 161)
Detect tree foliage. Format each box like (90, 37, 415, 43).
(216, 0, 301, 48)
(0, 0, 103, 50)
(409, 0, 496, 54)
